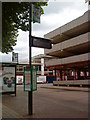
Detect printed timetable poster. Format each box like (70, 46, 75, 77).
(1, 67, 15, 92)
(24, 68, 37, 92)
(32, 69, 37, 91)
(24, 68, 31, 91)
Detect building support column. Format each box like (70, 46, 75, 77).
(62, 70, 65, 81)
(41, 58, 44, 75)
(55, 68, 56, 81)
(83, 70, 87, 79)
(70, 69, 72, 76)
(74, 70, 77, 80)
(77, 70, 80, 80)
(60, 70, 62, 81)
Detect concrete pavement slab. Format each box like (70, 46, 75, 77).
(2, 85, 88, 119)
(41, 85, 90, 92)
(2, 104, 23, 118)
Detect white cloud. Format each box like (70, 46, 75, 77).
(0, 52, 12, 62)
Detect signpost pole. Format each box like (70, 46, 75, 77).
(27, 2, 52, 115)
(28, 2, 33, 115)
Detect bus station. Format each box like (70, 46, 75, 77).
(1, 1, 90, 119)
(44, 10, 90, 87)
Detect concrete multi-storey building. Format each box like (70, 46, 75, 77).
(32, 54, 53, 75)
(44, 10, 90, 85)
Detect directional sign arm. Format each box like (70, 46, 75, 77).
(31, 36, 52, 49)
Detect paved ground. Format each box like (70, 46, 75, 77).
(2, 104, 23, 118)
(2, 84, 89, 119)
(41, 84, 90, 92)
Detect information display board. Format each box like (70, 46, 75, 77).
(24, 67, 37, 92)
(0, 64, 16, 95)
(32, 69, 37, 91)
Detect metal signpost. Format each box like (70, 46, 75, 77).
(29, 3, 32, 115)
(25, 3, 52, 115)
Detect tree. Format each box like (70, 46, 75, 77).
(2, 2, 47, 53)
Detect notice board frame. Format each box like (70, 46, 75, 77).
(1, 63, 16, 96)
(24, 67, 37, 92)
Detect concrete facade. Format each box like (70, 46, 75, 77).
(44, 10, 90, 81)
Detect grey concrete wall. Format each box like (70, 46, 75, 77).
(45, 32, 89, 55)
(53, 80, 90, 86)
(45, 53, 90, 67)
(44, 10, 89, 39)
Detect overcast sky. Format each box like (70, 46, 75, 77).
(1, 0, 88, 63)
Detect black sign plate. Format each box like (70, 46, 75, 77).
(31, 36, 52, 49)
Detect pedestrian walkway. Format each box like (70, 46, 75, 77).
(41, 84, 90, 92)
(2, 84, 88, 119)
(2, 104, 23, 118)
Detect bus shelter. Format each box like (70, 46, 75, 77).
(0, 62, 17, 96)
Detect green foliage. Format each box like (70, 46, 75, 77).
(2, 2, 47, 54)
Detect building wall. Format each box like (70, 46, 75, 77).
(45, 53, 90, 67)
(44, 11, 90, 81)
(45, 32, 89, 55)
(44, 11, 90, 67)
(44, 11, 89, 42)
